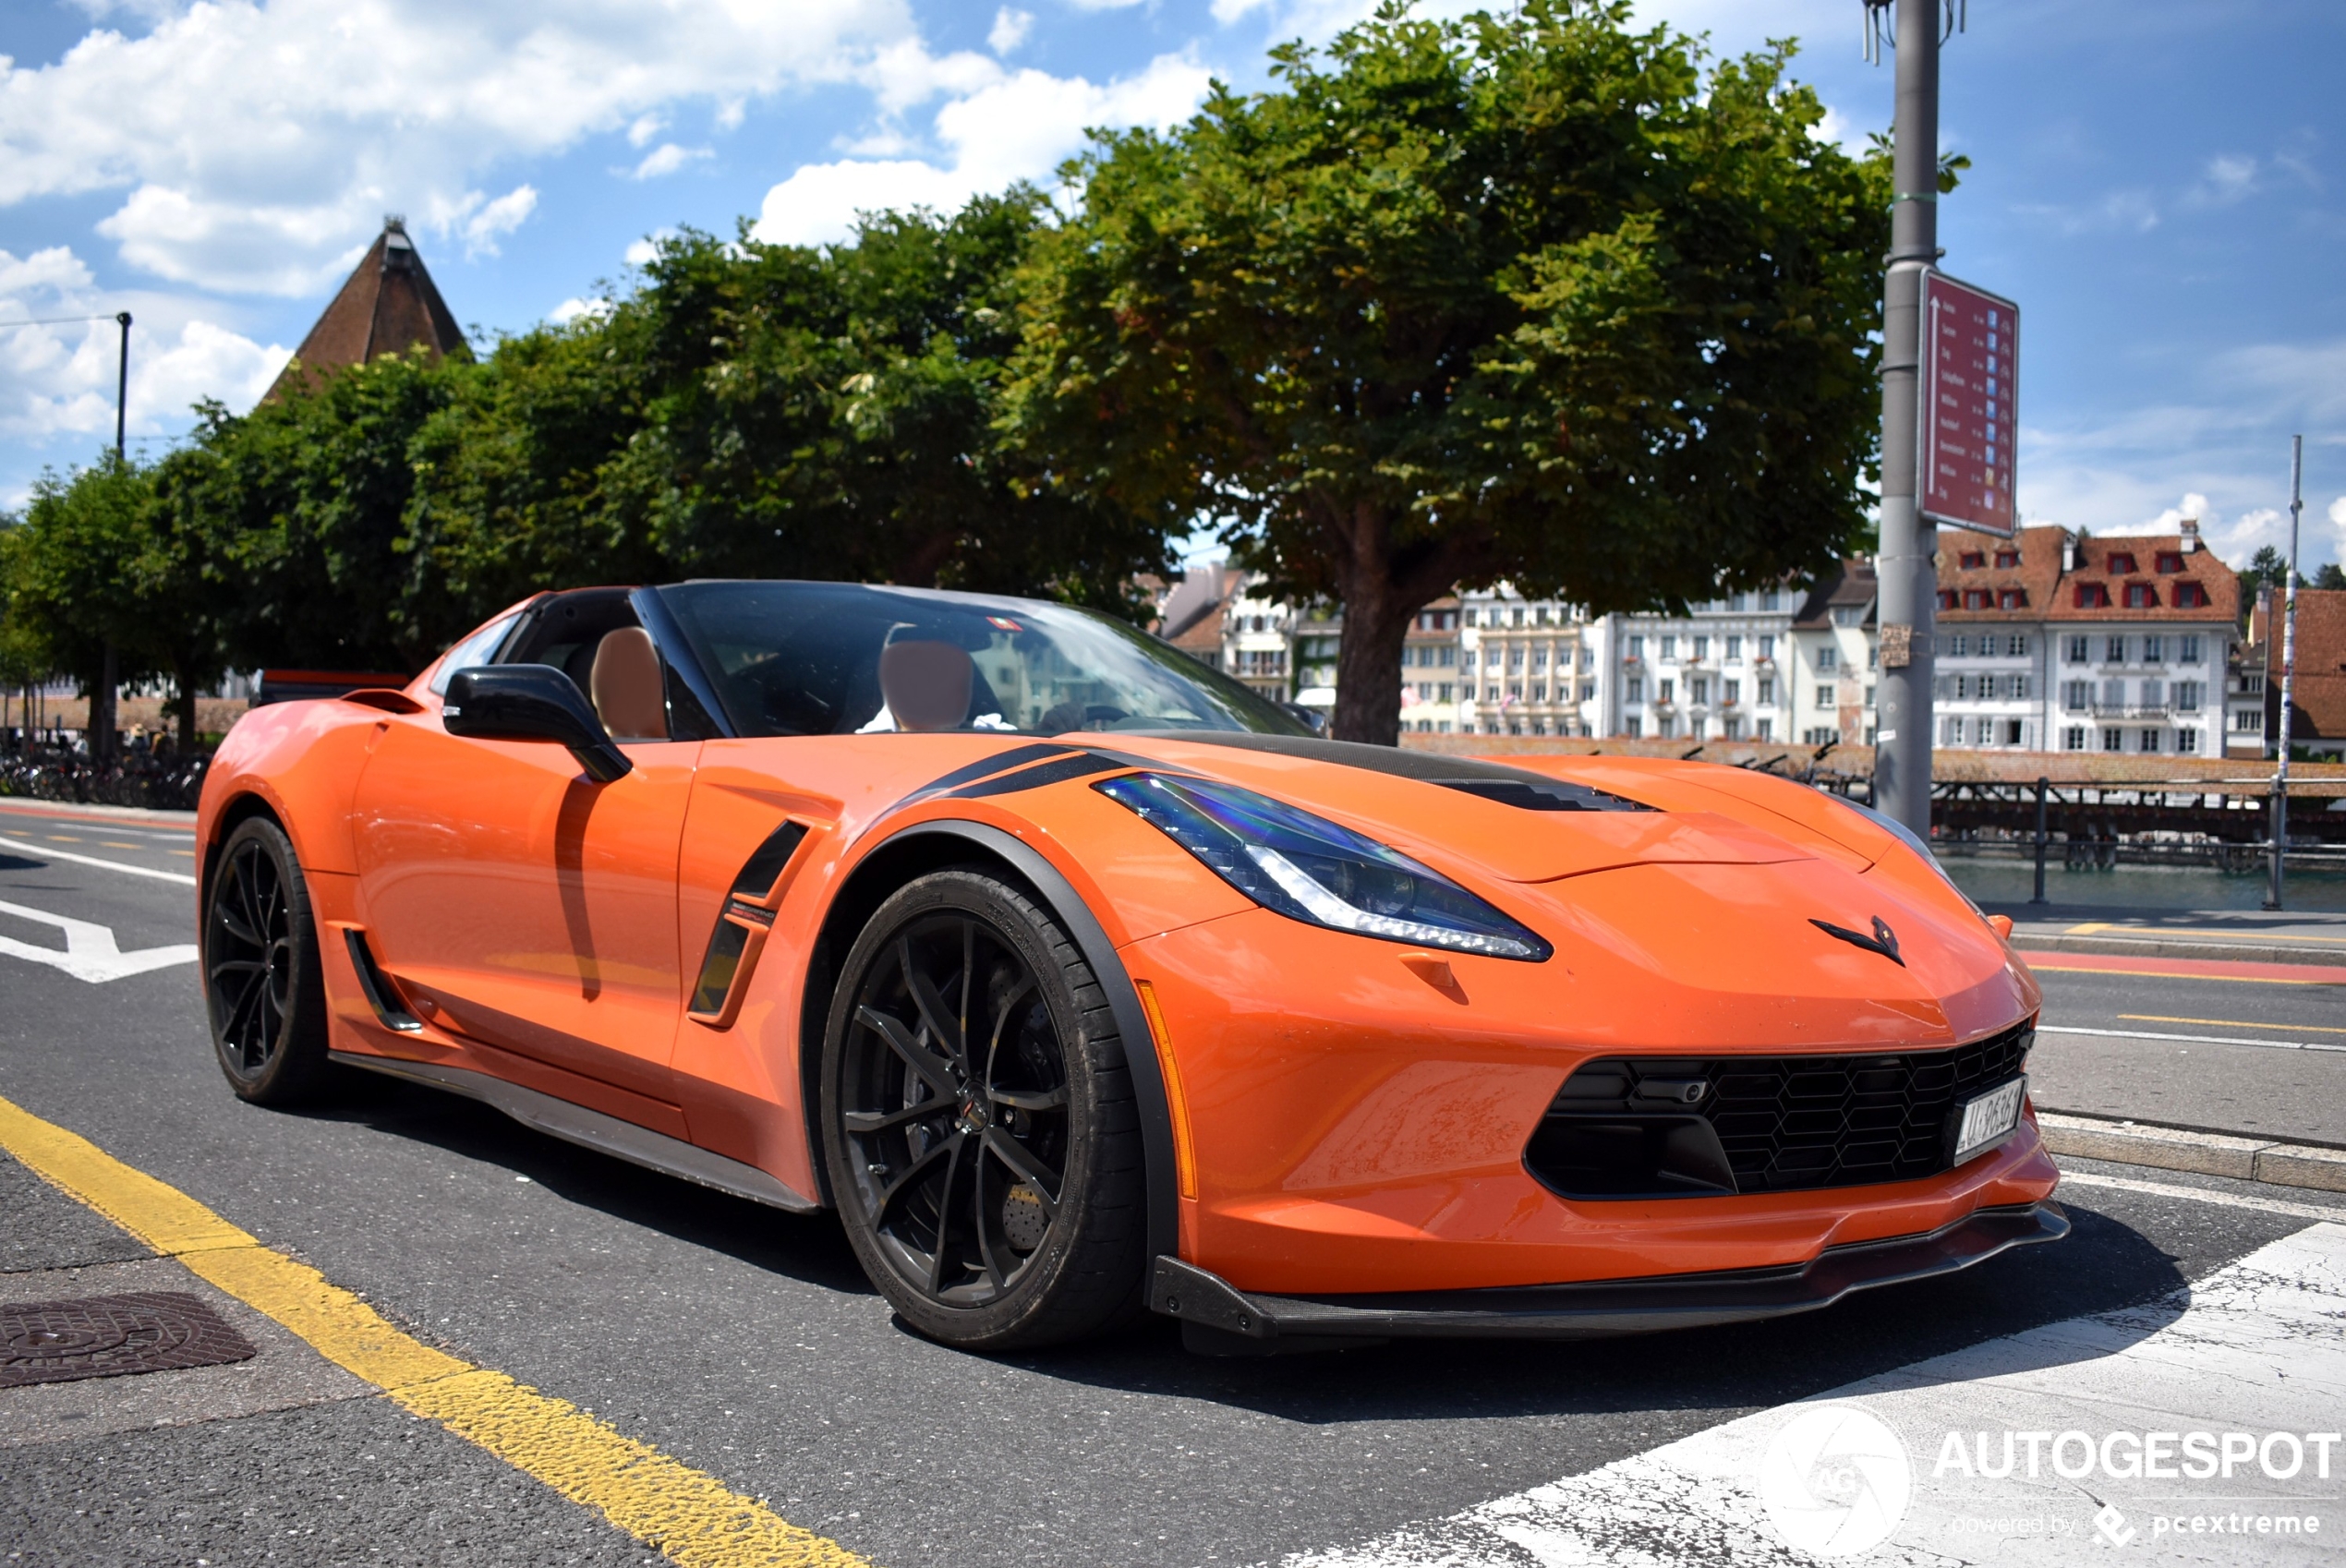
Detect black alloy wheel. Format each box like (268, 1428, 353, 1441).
(203, 817, 329, 1104)
(822, 870, 1145, 1349)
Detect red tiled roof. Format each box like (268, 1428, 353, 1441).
(2252, 588, 2346, 742)
(1932, 525, 2062, 621)
(2048, 533, 2237, 623)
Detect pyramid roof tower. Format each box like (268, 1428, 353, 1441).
(268, 215, 467, 400)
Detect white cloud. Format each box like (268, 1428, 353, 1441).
(627, 144, 710, 181)
(753, 53, 1212, 247)
(623, 230, 679, 268)
(988, 7, 1034, 54)
(0, 0, 913, 295)
(0, 245, 285, 445)
(626, 113, 666, 150)
(443, 185, 538, 258)
(549, 296, 611, 326)
(1065, 0, 1149, 8)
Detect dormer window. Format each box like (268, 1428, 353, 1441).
(1994, 549, 2020, 569)
(1938, 590, 1959, 610)
(2000, 589, 2025, 609)
(2157, 552, 2184, 574)
(2124, 584, 2159, 609)
(2173, 581, 2209, 609)
(2075, 583, 2111, 609)
(2107, 552, 2138, 574)
(1960, 550, 1987, 570)
(1964, 589, 1990, 610)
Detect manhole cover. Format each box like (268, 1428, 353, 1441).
(1, 1292, 256, 1389)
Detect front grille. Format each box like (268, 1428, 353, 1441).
(1526, 1022, 2033, 1200)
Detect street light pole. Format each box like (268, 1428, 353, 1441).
(93, 309, 132, 766)
(114, 311, 130, 460)
(1871, 0, 1942, 837)
(2265, 434, 2303, 911)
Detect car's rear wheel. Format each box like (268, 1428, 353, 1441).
(203, 817, 330, 1104)
(820, 869, 1146, 1349)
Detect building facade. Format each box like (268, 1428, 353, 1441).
(1788, 561, 1878, 746)
(1600, 590, 1796, 742)
(1456, 588, 1590, 737)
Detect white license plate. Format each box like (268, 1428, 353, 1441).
(1953, 1076, 2027, 1164)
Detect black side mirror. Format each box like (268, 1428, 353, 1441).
(441, 666, 632, 784)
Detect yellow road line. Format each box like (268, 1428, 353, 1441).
(2026, 964, 2333, 986)
(2062, 919, 2346, 946)
(2121, 1012, 2346, 1035)
(0, 1092, 871, 1568)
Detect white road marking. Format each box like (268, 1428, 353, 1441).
(2058, 1170, 2346, 1224)
(0, 898, 199, 983)
(0, 833, 197, 886)
(1271, 1224, 2346, 1567)
(2040, 1023, 2346, 1055)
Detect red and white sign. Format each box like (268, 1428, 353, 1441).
(1919, 271, 2019, 538)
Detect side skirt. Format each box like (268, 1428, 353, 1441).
(328, 1050, 819, 1214)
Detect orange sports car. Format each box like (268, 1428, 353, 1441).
(196, 581, 2062, 1354)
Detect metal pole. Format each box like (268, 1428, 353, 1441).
(114, 311, 131, 459)
(2031, 775, 2048, 904)
(2264, 435, 2303, 911)
(1871, 0, 1941, 838)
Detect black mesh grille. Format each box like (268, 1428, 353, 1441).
(1528, 1022, 2032, 1199)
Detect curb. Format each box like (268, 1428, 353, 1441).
(2038, 1111, 2346, 1195)
(2013, 932, 2346, 969)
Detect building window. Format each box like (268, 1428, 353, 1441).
(1626, 677, 1644, 702)
(1657, 679, 1675, 703)
(1832, 606, 1866, 626)
(1758, 634, 1776, 660)
(2107, 635, 2127, 663)
(2140, 728, 2160, 754)
(1757, 678, 1774, 705)
(2066, 636, 2090, 664)
(1579, 681, 1595, 702)
(1815, 684, 1835, 708)
(1623, 716, 1642, 738)
(1949, 634, 1969, 657)
(2101, 678, 2125, 706)
(1723, 718, 1744, 740)
(2002, 719, 2025, 746)
(1761, 591, 1781, 610)
(2075, 584, 2111, 609)
(1754, 718, 1772, 742)
(2108, 552, 2139, 574)
(1964, 589, 1990, 610)
(2233, 709, 2263, 733)
(1723, 679, 1740, 704)
(1692, 635, 1710, 659)
(2180, 635, 2202, 664)
(2010, 674, 2030, 701)
(1940, 717, 1963, 745)
(1438, 683, 1453, 703)
(1864, 685, 1875, 708)
(1626, 635, 1644, 658)
(1960, 550, 1986, 569)
(1530, 681, 1546, 702)
(2102, 728, 2124, 753)
(1999, 590, 2025, 610)
(1817, 646, 1839, 672)
(2143, 635, 2165, 663)
(2178, 728, 2200, 754)
(1660, 635, 1676, 658)
(1484, 684, 1500, 701)
(2157, 552, 2183, 574)
(2064, 727, 2087, 752)
(2173, 581, 2209, 609)
(1725, 635, 1741, 660)
(2008, 635, 2029, 657)
(2063, 681, 2091, 711)
(2125, 584, 2158, 609)
(1939, 590, 1961, 610)
(1995, 549, 2021, 568)
(1689, 677, 1709, 704)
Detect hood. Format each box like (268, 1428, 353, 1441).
(1089, 732, 1811, 885)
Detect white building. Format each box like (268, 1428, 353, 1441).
(1457, 588, 1590, 737)
(1787, 561, 1878, 746)
(1598, 589, 1796, 742)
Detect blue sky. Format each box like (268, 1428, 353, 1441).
(3, 0, 2341, 573)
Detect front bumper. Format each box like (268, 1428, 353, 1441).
(1150, 1200, 2067, 1353)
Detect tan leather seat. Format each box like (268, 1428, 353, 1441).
(589, 627, 669, 742)
(878, 640, 973, 731)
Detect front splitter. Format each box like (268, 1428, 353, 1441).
(1151, 1200, 2068, 1355)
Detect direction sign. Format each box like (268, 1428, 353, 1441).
(1918, 271, 2019, 538)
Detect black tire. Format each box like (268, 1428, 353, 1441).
(203, 817, 331, 1104)
(820, 869, 1146, 1350)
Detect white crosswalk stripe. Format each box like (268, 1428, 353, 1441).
(1272, 1224, 2346, 1567)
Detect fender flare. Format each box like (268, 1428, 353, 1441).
(853, 819, 1179, 1267)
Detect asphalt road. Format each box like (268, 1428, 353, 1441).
(4, 805, 2343, 1566)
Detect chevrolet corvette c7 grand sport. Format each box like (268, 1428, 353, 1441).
(196, 581, 2063, 1354)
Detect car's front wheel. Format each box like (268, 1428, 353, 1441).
(203, 817, 330, 1104)
(820, 869, 1146, 1349)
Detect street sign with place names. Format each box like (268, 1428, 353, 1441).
(1918, 270, 2019, 538)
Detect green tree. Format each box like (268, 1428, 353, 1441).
(1006, 0, 1893, 740)
(2311, 561, 2344, 591)
(4, 454, 166, 755)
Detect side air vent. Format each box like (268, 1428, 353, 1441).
(344, 929, 424, 1032)
(687, 822, 809, 1028)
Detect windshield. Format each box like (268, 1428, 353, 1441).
(653, 581, 1312, 739)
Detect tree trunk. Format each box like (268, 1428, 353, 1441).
(91, 644, 118, 763)
(174, 664, 200, 752)
(1324, 502, 1469, 745)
